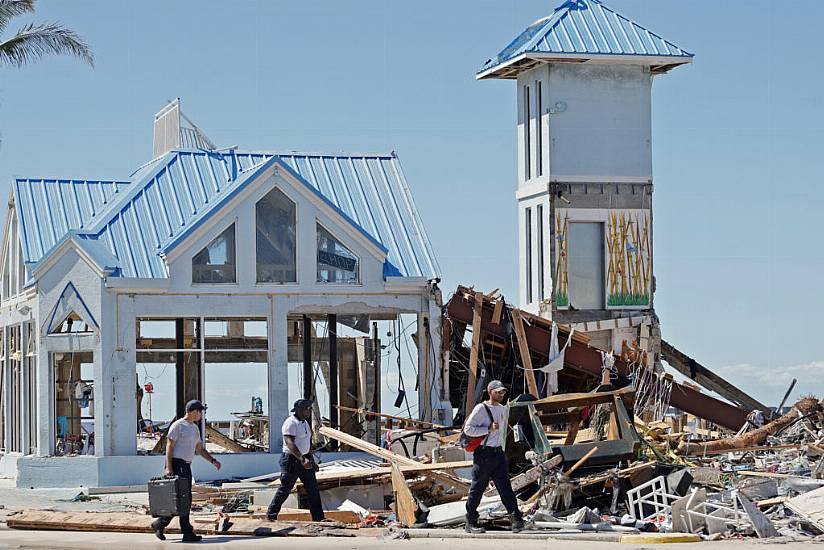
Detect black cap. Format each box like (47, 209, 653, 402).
(185, 400, 207, 413)
(291, 399, 313, 412)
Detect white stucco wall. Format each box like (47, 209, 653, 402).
(517, 62, 653, 186)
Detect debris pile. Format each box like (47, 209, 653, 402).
(8, 285, 824, 543)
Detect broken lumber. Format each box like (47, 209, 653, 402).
(7, 511, 206, 535)
(661, 340, 768, 412)
(679, 397, 820, 455)
(318, 426, 469, 490)
(206, 425, 251, 453)
(392, 463, 418, 527)
(510, 309, 539, 397)
(269, 460, 474, 488)
(465, 291, 484, 414)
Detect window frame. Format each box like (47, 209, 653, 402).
(315, 222, 361, 286)
(191, 221, 238, 286)
(254, 186, 299, 285)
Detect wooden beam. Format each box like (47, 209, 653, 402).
(205, 425, 250, 453)
(391, 463, 418, 527)
(491, 299, 504, 325)
(530, 387, 635, 411)
(510, 309, 539, 397)
(464, 291, 484, 414)
(318, 426, 469, 490)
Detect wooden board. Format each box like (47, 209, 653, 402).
(465, 291, 484, 414)
(7, 510, 203, 534)
(269, 460, 473, 488)
(206, 424, 251, 453)
(786, 484, 824, 531)
(244, 509, 362, 524)
(318, 426, 469, 490)
(391, 463, 417, 527)
(531, 387, 634, 411)
(510, 309, 538, 397)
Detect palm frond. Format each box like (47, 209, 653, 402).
(0, 21, 94, 68)
(0, 0, 34, 35)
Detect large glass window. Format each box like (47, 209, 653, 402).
(192, 224, 236, 284)
(317, 224, 359, 284)
(256, 188, 296, 283)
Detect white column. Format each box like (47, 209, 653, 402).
(269, 295, 289, 454)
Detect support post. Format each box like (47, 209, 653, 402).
(372, 322, 380, 446)
(175, 318, 185, 419)
(328, 314, 338, 431)
(302, 315, 313, 400)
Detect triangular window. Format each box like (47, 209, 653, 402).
(192, 224, 236, 284)
(317, 224, 359, 284)
(50, 311, 93, 334)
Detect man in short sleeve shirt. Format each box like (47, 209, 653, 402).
(266, 399, 325, 521)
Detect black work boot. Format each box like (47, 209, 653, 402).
(464, 517, 486, 534)
(511, 515, 525, 533)
(150, 519, 166, 541)
(181, 533, 202, 542)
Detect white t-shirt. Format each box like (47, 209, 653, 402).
(463, 402, 508, 448)
(282, 415, 312, 455)
(167, 418, 201, 463)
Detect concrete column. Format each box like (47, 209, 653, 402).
(105, 293, 138, 456)
(269, 296, 289, 454)
(35, 335, 51, 456)
(2, 326, 10, 452)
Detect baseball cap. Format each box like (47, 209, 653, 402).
(487, 380, 507, 393)
(185, 399, 207, 413)
(291, 398, 313, 412)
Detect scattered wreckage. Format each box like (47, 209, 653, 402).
(7, 286, 824, 542)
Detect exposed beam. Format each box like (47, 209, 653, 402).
(661, 340, 768, 412)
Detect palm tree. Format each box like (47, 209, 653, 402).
(0, 0, 93, 68)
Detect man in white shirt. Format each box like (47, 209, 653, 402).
(463, 380, 524, 534)
(151, 400, 222, 543)
(266, 399, 325, 521)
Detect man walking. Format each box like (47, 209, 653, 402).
(463, 380, 524, 534)
(152, 400, 222, 543)
(266, 399, 325, 522)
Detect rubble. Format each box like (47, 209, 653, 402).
(8, 285, 824, 543)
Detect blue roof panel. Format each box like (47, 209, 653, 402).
(14, 149, 440, 280)
(479, 0, 692, 76)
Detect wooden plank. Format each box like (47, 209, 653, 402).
(245, 509, 362, 524)
(491, 299, 504, 325)
(464, 291, 484, 414)
(334, 405, 447, 429)
(318, 426, 469, 490)
(206, 424, 251, 453)
(510, 309, 538, 397)
(531, 387, 635, 411)
(391, 463, 418, 527)
(269, 460, 474, 488)
(564, 412, 582, 446)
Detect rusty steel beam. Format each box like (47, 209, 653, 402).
(445, 289, 749, 430)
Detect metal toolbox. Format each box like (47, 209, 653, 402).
(148, 476, 191, 517)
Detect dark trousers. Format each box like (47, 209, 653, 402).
(466, 446, 521, 523)
(267, 453, 325, 521)
(154, 458, 195, 535)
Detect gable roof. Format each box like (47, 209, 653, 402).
(14, 149, 439, 280)
(478, 0, 693, 79)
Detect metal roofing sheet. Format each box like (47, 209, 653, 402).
(14, 178, 130, 265)
(480, 0, 692, 75)
(15, 149, 439, 280)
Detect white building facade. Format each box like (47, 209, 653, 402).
(0, 101, 450, 487)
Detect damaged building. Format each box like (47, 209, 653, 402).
(0, 99, 451, 487)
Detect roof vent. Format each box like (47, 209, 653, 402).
(152, 98, 217, 158)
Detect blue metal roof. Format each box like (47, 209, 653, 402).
(478, 0, 692, 78)
(14, 149, 440, 280)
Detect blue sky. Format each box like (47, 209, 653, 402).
(1, 0, 823, 408)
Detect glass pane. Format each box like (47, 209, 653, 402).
(204, 318, 268, 350)
(256, 188, 296, 283)
(136, 319, 200, 350)
(317, 225, 359, 284)
(192, 224, 236, 284)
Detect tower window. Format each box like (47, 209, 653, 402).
(523, 85, 531, 181)
(537, 204, 544, 301)
(525, 207, 533, 303)
(256, 188, 297, 283)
